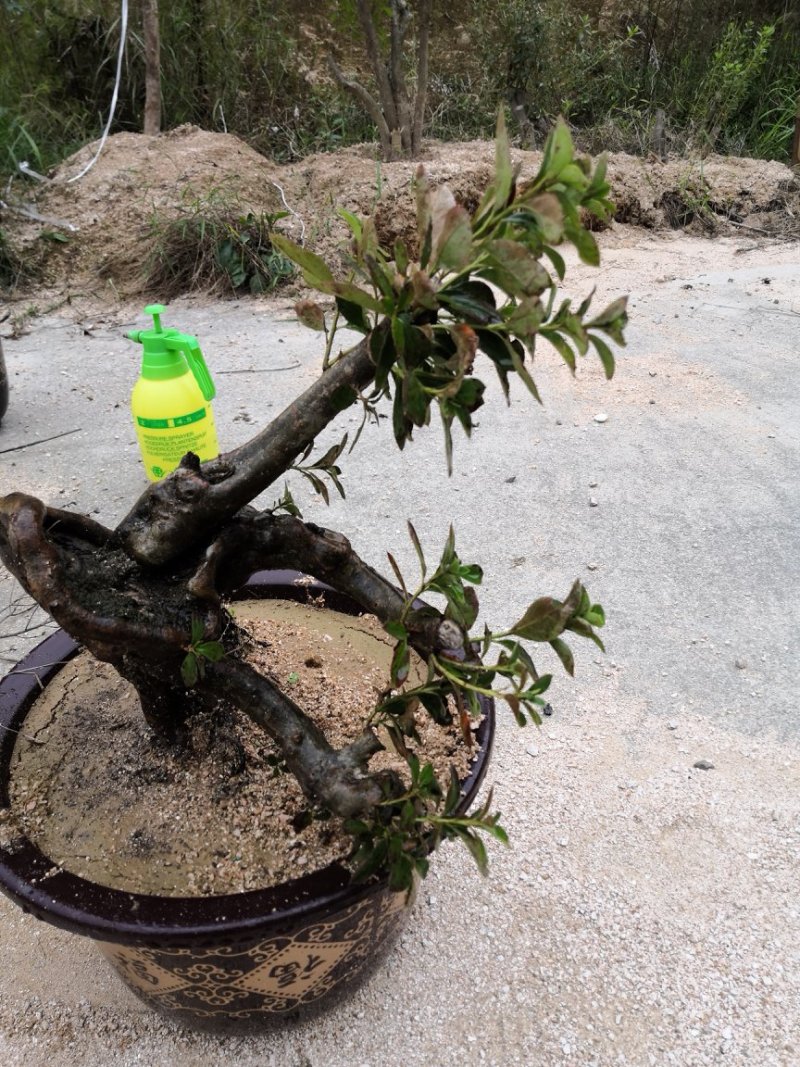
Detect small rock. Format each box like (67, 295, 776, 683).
(649, 399, 656, 404)
(735, 659, 747, 670)
(505, 475, 517, 484)
(589, 497, 599, 507)
(767, 433, 775, 439)
(693, 759, 715, 771)
(594, 413, 608, 423)
(589, 480, 598, 488)
(667, 720, 678, 730)
(526, 745, 539, 758)
(587, 562, 598, 571)
(555, 419, 563, 426)
(649, 370, 657, 377)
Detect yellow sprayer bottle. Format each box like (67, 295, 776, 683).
(126, 304, 220, 481)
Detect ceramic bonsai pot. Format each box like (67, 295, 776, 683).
(0, 571, 495, 1028)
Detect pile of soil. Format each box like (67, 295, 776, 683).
(3, 126, 798, 300)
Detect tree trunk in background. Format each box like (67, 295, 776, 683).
(142, 0, 161, 135)
(330, 0, 432, 161)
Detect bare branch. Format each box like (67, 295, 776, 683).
(412, 0, 433, 155)
(355, 0, 398, 130)
(326, 55, 392, 158)
(187, 512, 471, 661)
(203, 657, 399, 818)
(390, 0, 413, 153)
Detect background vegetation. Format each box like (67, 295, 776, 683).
(0, 0, 798, 181)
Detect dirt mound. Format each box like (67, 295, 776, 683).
(3, 127, 799, 300)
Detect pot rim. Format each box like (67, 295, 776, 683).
(0, 570, 494, 946)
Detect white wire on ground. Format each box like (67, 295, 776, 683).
(64, 0, 129, 184)
(268, 179, 306, 244)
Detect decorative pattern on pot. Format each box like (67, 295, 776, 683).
(99, 884, 408, 1019)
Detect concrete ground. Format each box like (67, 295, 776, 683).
(0, 231, 798, 1066)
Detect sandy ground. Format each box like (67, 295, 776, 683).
(1, 230, 799, 1065)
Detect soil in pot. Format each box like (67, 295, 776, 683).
(2, 597, 481, 897)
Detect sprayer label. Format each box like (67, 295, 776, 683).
(136, 408, 207, 429)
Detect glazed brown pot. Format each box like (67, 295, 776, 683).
(0, 571, 494, 1029)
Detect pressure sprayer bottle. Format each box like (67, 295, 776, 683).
(126, 304, 220, 481)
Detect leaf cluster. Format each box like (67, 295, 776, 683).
(181, 614, 225, 687)
(275, 115, 628, 475)
(345, 756, 508, 894)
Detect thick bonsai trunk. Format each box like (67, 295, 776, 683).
(0, 486, 469, 819)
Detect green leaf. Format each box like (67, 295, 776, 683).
(386, 551, 409, 595)
(565, 617, 606, 652)
(584, 603, 606, 628)
(384, 620, 408, 641)
(511, 596, 571, 642)
(543, 246, 566, 280)
(494, 109, 513, 209)
(435, 205, 474, 271)
(333, 280, 382, 311)
(439, 282, 501, 325)
(587, 296, 629, 345)
(394, 238, 409, 275)
(388, 853, 414, 892)
(476, 329, 513, 400)
(190, 615, 204, 644)
(407, 521, 427, 580)
(404, 370, 429, 425)
(370, 325, 396, 391)
(542, 329, 577, 373)
(335, 296, 370, 333)
(353, 839, 389, 883)
(461, 830, 489, 875)
(549, 637, 575, 676)
(507, 338, 542, 404)
(181, 652, 199, 687)
(196, 641, 224, 663)
(590, 334, 616, 379)
(337, 207, 363, 239)
(487, 239, 552, 297)
(270, 233, 334, 288)
(543, 118, 574, 180)
(566, 221, 599, 267)
(458, 563, 483, 585)
(507, 297, 545, 340)
(527, 192, 564, 242)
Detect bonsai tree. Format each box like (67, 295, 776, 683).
(0, 118, 626, 891)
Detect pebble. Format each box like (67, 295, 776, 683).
(594, 413, 609, 423)
(526, 745, 539, 758)
(693, 759, 715, 771)
(587, 562, 598, 571)
(589, 497, 599, 507)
